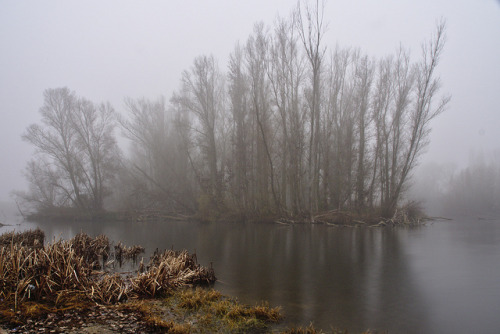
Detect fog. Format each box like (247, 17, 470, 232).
(1, 0, 499, 204)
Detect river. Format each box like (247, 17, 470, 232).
(1, 203, 499, 333)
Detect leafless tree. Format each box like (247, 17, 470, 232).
(268, 15, 306, 213)
(171, 55, 226, 212)
(227, 43, 250, 213)
(381, 22, 450, 216)
(353, 54, 374, 209)
(296, 0, 327, 215)
(21, 88, 121, 213)
(120, 97, 195, 212)
(72, 99, 120, 211)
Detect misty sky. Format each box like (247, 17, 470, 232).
(1, 0, 499, 202)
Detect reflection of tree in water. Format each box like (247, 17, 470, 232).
(201, 224, 431, 333)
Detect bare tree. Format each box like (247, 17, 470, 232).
(22, 88, 86, 210)
(268, 15, 305, 213)
(228, 43, 250, 213)
(72, 99, 120, 211)
(21, 88, 121, 213)
(171, 55, 226, 213)
(296, 0, 327, 215)
(245, 23, 282, 213)
(381, 22, 450, 216)
(353, 54, 374, 209)
(120, 97, 195, 212)
(323, 47, 354, 210)
(369, 56, 394, 208)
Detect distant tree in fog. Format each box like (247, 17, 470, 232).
(268, 14, 305, 214)
(227, 43, 250, 214)
(171, 55, 226, 215)
(18, 3, 446, 221)
(442, 152, 500, 216)
(388, 22, 450, 214)
(372, 22, 450, 216)
(130, 14, 448, 219)
(119, 97, 195, 213)
(411, 151, 500, 217)
(296, 0, 327, 214)
(18, 88, 121, 213)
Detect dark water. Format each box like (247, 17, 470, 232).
(1, 204, 499, 333)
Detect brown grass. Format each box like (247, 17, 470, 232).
(129, 249, 216, 298)
(114, 242, 145, 262)
(281, 326, 382, 334)
(0, 230, 216, 326)
(0, 228, 44, 248)
(281, 324, 325, 334)
(72, 232, 110, 269)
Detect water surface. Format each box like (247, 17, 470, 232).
(1, 205, 499, 333)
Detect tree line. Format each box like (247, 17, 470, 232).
(413, 152, 500, 217)
(17, 2, 449, 220)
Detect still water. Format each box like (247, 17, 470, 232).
(1, 207, 499, 333)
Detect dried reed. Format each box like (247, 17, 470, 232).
(0, 229, 216, 323)
(114, 242, 145, 263)
(72, 232, 110, 269)
(0, 228, 44, 248)
(129, 249, 216, 298)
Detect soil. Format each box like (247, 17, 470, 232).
(1, 305, 155, 334)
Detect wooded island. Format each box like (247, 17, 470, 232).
(15, 3, 449, 224)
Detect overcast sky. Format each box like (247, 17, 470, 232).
(0, 0, 499, 202)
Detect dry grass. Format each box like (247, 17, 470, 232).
(281, 326, 383, 334)
(72, 233, 110, 269)
(0, 229, 216, 326)
(0, 228, 44, 248)
(129, 249, 216, 298)
(114, 242, 145, 262)
(0, 239, 93, 307)
(281, 324, 325, 334)
(218, 300, 281, 322)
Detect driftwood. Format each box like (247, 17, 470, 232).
(274, 204, 440, 227)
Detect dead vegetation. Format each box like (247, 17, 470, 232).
(281, 324, 326, 334)
(129, 249, 215, 299)
(0, 228, 44, 248)
(0, 230, 388, 333)
(114, 242, 145, 263)
(71, 232, 110, 269)
(0, 229, 216, 327)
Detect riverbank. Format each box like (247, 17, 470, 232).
(0, 229, 284, 333)
(0, 288, 360, 334)
(24, 200, 433, 228)
(1, 288, 284, 333)
(0, 229, 384, 333)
